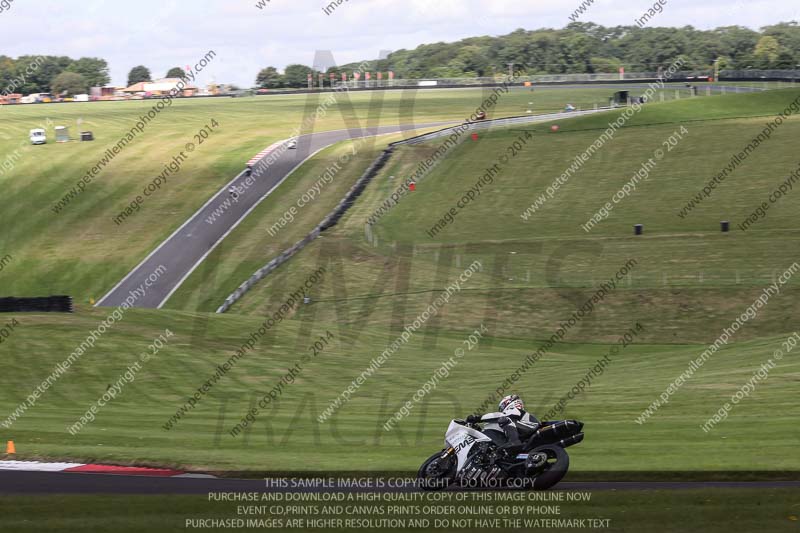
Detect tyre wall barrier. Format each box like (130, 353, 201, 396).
(0, 296, 73, 313)
(215, 108, 613, 313)
(216, 148, 395, 313)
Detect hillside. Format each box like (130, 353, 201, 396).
(226, 89, 800, 346)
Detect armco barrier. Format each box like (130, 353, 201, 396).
(0, 296, 73, 313)
(215, 148, 395, 313)
(215, 108, 613, 313)
(393, 108, 610, 147)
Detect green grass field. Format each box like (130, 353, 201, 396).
(1, 87, 799, 481)
(0, 86, 663, 303)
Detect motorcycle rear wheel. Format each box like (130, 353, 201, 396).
(527, 445, 570, 490)
(417, 451, 457, 491)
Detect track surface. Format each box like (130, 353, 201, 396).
(94, 108, 610, 310)
(97, 79, 757, 311)
(95, 121, 448, 309)
(2, 471, 798, 494)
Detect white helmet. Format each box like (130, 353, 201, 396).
(499, 394, 524, 412)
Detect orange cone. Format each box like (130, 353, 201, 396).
(6, 440, 15, 454)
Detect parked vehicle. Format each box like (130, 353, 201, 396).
(21, 93, 52, 104)
(29, 129, 47, 145)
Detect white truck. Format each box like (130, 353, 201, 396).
(29, 128, 47, 145)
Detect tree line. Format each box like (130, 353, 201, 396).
(0, 56, 110, 95)
(4, 22, 799, 95)
(258, 22, 800, 87)
(0, 57, 190, 96)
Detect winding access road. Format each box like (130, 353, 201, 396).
(94, 122, 443, 309)
(95, 109, 608, 310)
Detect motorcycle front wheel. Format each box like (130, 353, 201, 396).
(417, 450, 457, 491)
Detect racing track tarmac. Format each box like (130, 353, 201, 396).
(94, 120, 451, 310)
(2, 471, 798, 494)
(93, 83, 761, 312)
(93, 108, 610, 310)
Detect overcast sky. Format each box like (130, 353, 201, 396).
(1, 0, 797, 87)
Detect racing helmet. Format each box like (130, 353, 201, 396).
(499, 394, 524, 412)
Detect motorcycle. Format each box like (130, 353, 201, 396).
(417, 414, 584, 490)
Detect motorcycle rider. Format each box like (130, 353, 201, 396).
(466, 394, 539, 453)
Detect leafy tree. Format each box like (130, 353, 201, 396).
(66, 57, 110, 87)
(16, 55, 71, 93)
(51, 72, 88, 96)
(283, 64, 314, 88)
(773, 50, 797, 69)
(256, 66, 283, 88)
(127, 65, 152, 86)
(753, 36, 781, 68)
(333, 23, 800, 78)
(166, 67, 185, 78)
(0, 55, 15, 93)
(590, 56, 623, 73)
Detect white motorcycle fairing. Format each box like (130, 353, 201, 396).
(444, 420, 492, 471)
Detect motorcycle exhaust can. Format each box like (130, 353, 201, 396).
(528, 420, 584, 446)
(557, 432, 584, 448)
